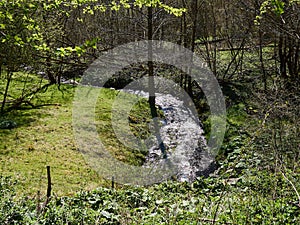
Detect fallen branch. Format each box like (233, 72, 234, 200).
(198, 217, 232, 224)
(280, 170, 300, 208)
(3, 82, 54, 112)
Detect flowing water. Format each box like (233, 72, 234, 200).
(125, 90, 216, 182)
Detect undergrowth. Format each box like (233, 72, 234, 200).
(0, 174, 299, 224)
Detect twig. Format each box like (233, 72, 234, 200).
(212, 189, 227, 224)
(198, 217, 232, 224)
(280, 170, 300, 207)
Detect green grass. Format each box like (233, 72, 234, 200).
(0, 84, 101, 196)
(94, 88, 152, 166)
(0, 73, 153, 196)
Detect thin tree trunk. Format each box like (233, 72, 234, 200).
(259, 29, 267, 91)
(181, 0, 188, 91)
(1, 70, 12, 113)
(186, 0, 199, 97)
(278, 35, 287, 79)
(0, 59, 2, 78)
(148, 6, 167, 159)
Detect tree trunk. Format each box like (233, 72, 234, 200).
(278, 35, 287, 79)
(259, 29, 267, 91)
(148, 6, 167, 159)
(0, 59, 2, 78)
(1, 70, 12, 113)
(186, 0, 199, 97)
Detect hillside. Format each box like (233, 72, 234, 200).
(0, 75, 299, 224)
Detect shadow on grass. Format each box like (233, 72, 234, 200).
(0, 84, 75, 129)
(0, 105, 53, 130)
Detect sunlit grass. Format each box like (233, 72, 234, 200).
(0, 74, 153, 196)
(0, 84, 102, 196)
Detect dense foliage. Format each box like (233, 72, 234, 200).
(0, 168, 299, 224)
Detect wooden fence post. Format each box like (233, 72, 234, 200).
(46, 165, 51, 198)
(112, 176, 115, 190)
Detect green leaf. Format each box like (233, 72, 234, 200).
(101, 210, 112, 218)
(272, 0, 285, 15)
(94, 4, 106, 12)
(6, 12, 13, 22)
(111, 1, 121, 11)
(120, 0, 131, 9)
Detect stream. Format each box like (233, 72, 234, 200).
(125, 89, 216, 182)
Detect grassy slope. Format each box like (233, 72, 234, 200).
(0, 74, 152, 196)
(0, 83, 100, 196)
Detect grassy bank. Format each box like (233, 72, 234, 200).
(0, 75, 152, 196)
